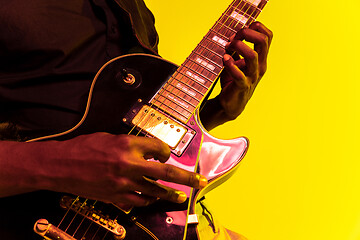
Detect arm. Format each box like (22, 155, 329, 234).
(200, 22, 273, 131)
(0, 133, 207, 208)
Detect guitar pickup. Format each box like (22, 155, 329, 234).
(124, 104, 196, 156)
(131, 105, 188, 149)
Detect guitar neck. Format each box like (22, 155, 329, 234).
(151, 0, 269, 123)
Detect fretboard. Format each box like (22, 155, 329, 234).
(151, 0, 268, 123)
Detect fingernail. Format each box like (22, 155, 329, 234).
(199, 176, 208, 188)
(176, 192, 187, 203)
(196, 175, 208, 188)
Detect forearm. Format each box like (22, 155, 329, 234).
(0, 141, 44, 197)
(0, 140, 70, 198)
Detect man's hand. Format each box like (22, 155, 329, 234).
(200, 22, 273, 130)
(41, 133, 207, 208)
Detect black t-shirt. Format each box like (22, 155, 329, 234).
(0, 1, 160, 239)
(0, 0, 158, 137)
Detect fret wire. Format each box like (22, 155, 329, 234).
(180, 0, 261, 91)
(171, 73, 207, 95)
(229, 9, 256, 27)
(213, 20, 236, 38)
(186, 57, 221, 76)
(153, 98, 192, 118)
(177, 69, 212, 90)
(167, 1, 243, 106)
(213, 24, 237, 38)
(249, 0, 268, 20)
(155, 1, 244, 118)
(234, 6, 258, 20)
(157, 88, 195, 113)
(153, 100, 191, 120)
(191, 50, 223, 69)
(161, 87, 198, 108)
(175, 68, 211, 90)
(233, 0, 261, 29)
(221, 12, 247, 30)
(229, 0, 252, 29)
(203, 35, 228, 50)
(197, 43, 224, 59)
(185, 67, 217, 86)
(212, 18, 237, 37)
(223, 10, 256, 27)
(181, 62, 217, 84)
(249, 1, 268, 23)
(151, 0, 268, 121)
(165, 77, 203, 102)
(234, 0, 257, 27)
(208, 29, 233, 43)
(168, 77, 204, 100)
(214, 0, 247, 33)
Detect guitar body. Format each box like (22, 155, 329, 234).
(0, 54, 248, 240)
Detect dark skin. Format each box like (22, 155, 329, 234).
(201, 22, 273, 130)
(0, 22, 272, 209)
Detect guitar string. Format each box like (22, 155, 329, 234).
(78, 213, 98, 240)
(56, 1, 265, 239)
(72, 2, 256, 240)
(70, 199, 94, 237)
(126, 0, 264, 138)
(122, 0, 252, 160)
(155, 0, 250, 123)
(160, 0, 254, 118)
(110, 0, 263, 237)
(125, 0, 246, 137)
(59, 198, 100, 239)
(63, 199, 88, 233)
(90, 224, 102, 240)
(114, 0, 265, 192)
(128, 0, 250, 139)
(57, 196, 80, 228)
(76, 198, 103, 240)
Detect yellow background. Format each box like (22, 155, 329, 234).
(145, 1, 360, 239)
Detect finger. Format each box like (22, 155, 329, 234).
(130, 136, 171, 162)
(248, 23, 273, 76)
(237, 28, 269, 64)
(136, 177, 188, 203)
(249, 21, 273, 46)
(114, 191, 157, 207)
(141, 161, 208, 190)
(223, 54, 248, 89)
(227, 38, 259, 79)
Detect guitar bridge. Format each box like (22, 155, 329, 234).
(34, 219, 76, 240)
(58, 196, 126, 239)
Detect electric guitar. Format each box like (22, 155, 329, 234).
(1, 0, 268, 239)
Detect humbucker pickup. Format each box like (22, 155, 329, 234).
(125, 104, 196, 156)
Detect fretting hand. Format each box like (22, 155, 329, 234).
(200, 22, 273, 130)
